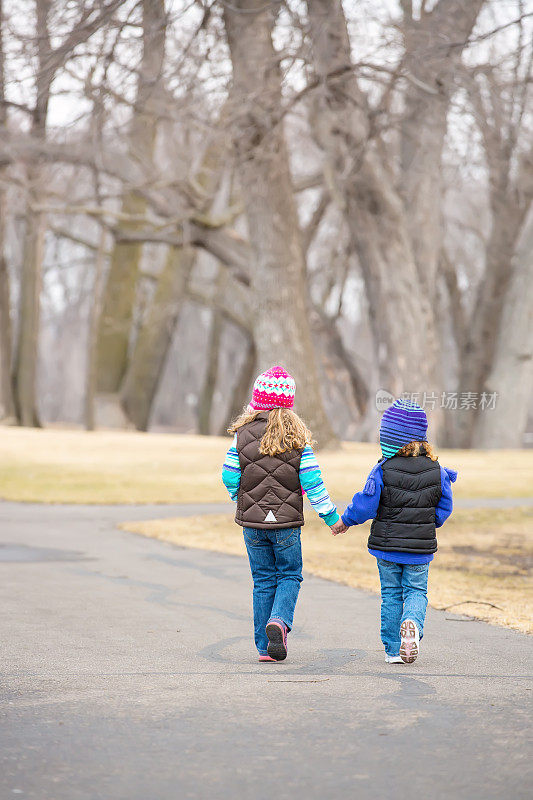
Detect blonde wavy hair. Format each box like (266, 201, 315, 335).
(397, 440, 438, 461)
(228, 407, 314, 456)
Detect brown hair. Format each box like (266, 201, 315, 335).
(228, 407, 314, 456)
(396, 440, 438, 461)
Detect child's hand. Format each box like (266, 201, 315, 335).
(330, 520, 348, 536)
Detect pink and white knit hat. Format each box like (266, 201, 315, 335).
(249, 366, 296, 411)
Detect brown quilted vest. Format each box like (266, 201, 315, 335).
(235, 412, 304, 529)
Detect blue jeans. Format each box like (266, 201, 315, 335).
(376, 559, 429, 657)
(243, 527, 303, 655)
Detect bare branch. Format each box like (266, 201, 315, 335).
(302, 190, 330, 256)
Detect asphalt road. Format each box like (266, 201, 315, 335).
(1, 501, 532, 800)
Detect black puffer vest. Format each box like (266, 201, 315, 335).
(368, 455, 442, 554)
(235, 412, 304, 530)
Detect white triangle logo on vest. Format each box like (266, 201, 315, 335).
(264, 510, 277, 522)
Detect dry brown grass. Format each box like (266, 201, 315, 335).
(0, 428, 229, 504)
(123, 507, 533, 634)
(0, 427, 532, 503)
(315, 443, 533, 500)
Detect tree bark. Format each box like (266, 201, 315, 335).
(307, 0, 436, 396)
(0, 247, 14, 421)
(84, 228, 108, 430)
(312, 308, 369, 417)
(461, 194, 524, 391)
(198, 292, 224, 435)
(12, 180, 45, 426)
(120, 245, 194, 431)
(223, 0, 337, 446)
(11, 0, 120, 425)
(0, 0, 14, 421)
(95, 0, 166, 396)
(400, 0, 485, 294)
(11, 0, 53, 426)
(472, 213, 533, 448)
(219, 333, 256, 434)
(455, 140, 532, 445)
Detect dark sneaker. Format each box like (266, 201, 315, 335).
(400, 619, 420, 663)
(266, 619, 288, 661)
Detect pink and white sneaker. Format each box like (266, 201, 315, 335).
(266, 619, 288, 661)
(400, 619, 420, 663)
(258, 654, 276, 663)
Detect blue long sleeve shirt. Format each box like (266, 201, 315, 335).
(222, 437, 339, 526)
(341, 461, 457, 564)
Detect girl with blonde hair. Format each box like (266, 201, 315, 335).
(222, 366, 342, 662)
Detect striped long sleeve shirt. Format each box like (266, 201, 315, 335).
(222, 436, 339, 526)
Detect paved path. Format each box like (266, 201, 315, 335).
(1, 501, 532, 800)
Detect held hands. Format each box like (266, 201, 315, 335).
(330, 519, 348, 536)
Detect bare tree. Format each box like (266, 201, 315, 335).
(0, 0, 529, 447)
(306, 0, 439, 397)
(11, 0, 53, 426)
(474, 211, 533, 447)
(222, 0, 336, 445)
(95, 0, 166, 413)
(10, 0, 122, 426)
(120, 245, 195, 430)
(456, 41, 533, 445)
(0, 0, 14, 421)
(400, 0, 485, 293)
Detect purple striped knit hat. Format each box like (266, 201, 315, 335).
(379, 398, 428, 459)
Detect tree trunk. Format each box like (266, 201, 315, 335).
(307, 0, 436, 396)
(95, 0, 166, 397)
(120, 246, 194, 431)
(473, 214, 533, 448)
(84, 228, 108, 430)
(219, 333, 256, 434)
(95, 196, 146, 395)
(400, 0, 484, 294)
(198, 300, 224, 435)
(13, 177, 45, 426)
(456, 183, 529, 446)
(312, 308, 368, 416)
(0, 0, 14, 421)
(348, 161, 436, 395)
(11, 0, 52, 426)
(223, 0, 337, 446)
(462, 197, 521, 389)
(0, 248, 14, 421)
